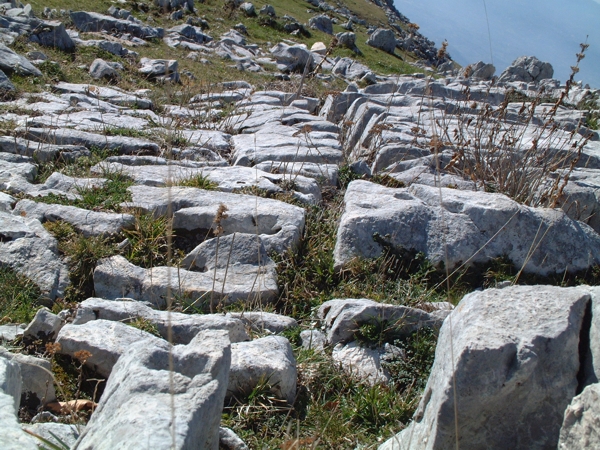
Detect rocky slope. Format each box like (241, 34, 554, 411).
(0, 0, 600, 448)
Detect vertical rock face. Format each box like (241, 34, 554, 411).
(380, 285, 591, 450)
(74, 330, 231, 450)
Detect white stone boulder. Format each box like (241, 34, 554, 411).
(73, 297, 249, 344)
(318, 298, 434, 346)
(380, 285, 590, 449)
(56, 320, 162, 377)
(229, 336, 296, 403)
(335, 181, 600, 276)
(73, 330, 230, 450)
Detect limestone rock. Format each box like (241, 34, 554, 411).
(70, 11, 164, 40)
(498, 55, 554, 83)
(229, 336, 296, 403)
(13, 199, 135, 237)
(23, 307, 63, 341)
(309, 15, 333, 35)
(22, 423, 80, 449)
(56, 320, 163, 377)
(318, 298, 433, 346)
(558, 383, 600, 450)
(0, 43, 42, 76)
(0, 212, 69, 299)
(334, 181, 600, 276)
(366, 28, 396, 54)
(0, 349, 56, 405)
(380, 285, 590, 450)
(73, 330, 230, 450)
(73, 297, 249, 344)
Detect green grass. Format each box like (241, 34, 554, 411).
(43, 221, 118, 303)
(0, 266, 43, 324)
(175, 173, 219, 190)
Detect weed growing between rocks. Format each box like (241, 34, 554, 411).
(0, 266, 43, 323)
(43, 221, 118, 303)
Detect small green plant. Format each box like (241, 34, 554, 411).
(122, 213, 178, 268)
(384, 327, 438, 392)
(0, 266, 42, 324)
(43, 221, 118, 303)
(128, 317, 161, 337)
(175, 173, 219, 190)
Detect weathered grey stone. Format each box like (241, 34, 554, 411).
(498, 55, 554, 83)
(21, 127, 160, 155)
(332, 341, 392, 385)
(0, 356, 21, 414)
(0, 136, 91, 163)
(366, 28, 396, 54)
(259, 4, 275, 16)
(29, 21, 75, 51)
(0, 350, 35, 444)
(336, 31, 359, 54)
(0, 212, 69, 299)
(94, 251, 278, 309)
(229, 336, 296, 403)
(270, 43, 314, 73)
(309, 15, 333, 34)
(89, 58, 118, 79)
(558, 383, 600, 450)
(335, 181, 600, 276)
(70, 11, 164, 40)
(239, 2, 255, 16)
(93, 162, 321, 204)
(56, 320, 163, 377)
(0, 349, 56, 405)
(380, 285, 590, 450)
(73, 297, 249, 344)
(318, 298, 433, 346)
(0, 191, 15, 212)
(0, 43, 42, 76)
(231, 123, 342, 166)
(220, 427, 249, 450)
(332, 57, 372, 80)
(227, 311, 297, 333)
(13, 200, 135, 237)
(52, 82, 153, 109)
(124, 185, 305, 254)
(74, 330, 230, 450)
(139, 57, 180, 82)
(23, 307, 63, 341)
(462, 61, 495, 80)
(0, 324, 24, 341)
(0, 68, 15, 92)
(22, 423, 80, 449)
(255, 161, 339, 186)
(39, 172, 106, 195)
(300, 329, 326, 351)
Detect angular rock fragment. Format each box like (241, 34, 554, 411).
(73, 330, 230, 450)
(558, 383, 600, 450)
(0, 212, 69, 299)
(380, 285, 590, 450)
(13, 200, 135, 237)
(56, 320, 163, 377)
(318, 298, 434, 346)
(229, 336, 296, 403)
(73, 297, 249, 344)
(334, 181, 600, 276)
(124, 185, 305, 254)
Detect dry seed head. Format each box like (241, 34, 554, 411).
(463, 65, 473, 78)
(74, 350, 92, 364)
(45, 342, 61, 355)
(437, 40, 448, 60)
(213, 203, 229, 236)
